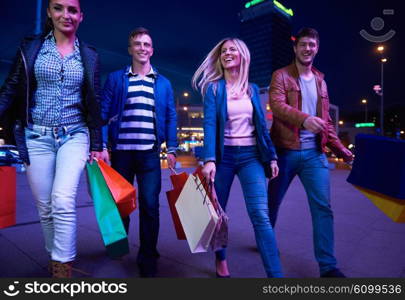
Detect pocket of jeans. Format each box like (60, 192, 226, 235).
(69, 127, 89, 137)
(141, 151, 161, 171)
(319, 153, 329, 168)
(24, 128, 41, 140)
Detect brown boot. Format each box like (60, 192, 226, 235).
(51, 260, 73, 278)
(48, 261, 52, 275)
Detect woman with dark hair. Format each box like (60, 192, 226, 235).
(0, 0, 104, 277)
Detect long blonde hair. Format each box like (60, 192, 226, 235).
(192, 38, 251, 97)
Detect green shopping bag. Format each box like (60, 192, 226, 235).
(86, 161, 129, 258)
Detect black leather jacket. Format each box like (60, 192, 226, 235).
(0, 35, 104, 164)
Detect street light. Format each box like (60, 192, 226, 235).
(176, 91, 190, 109)
(339, 120, 344, 126)
(183, 106, 191, 129)
(177, 92, 190, 125)
(361, 99, 368, 122)
(376, 45, 386, 136)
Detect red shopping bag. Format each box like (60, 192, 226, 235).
(97, 160, 136, 218)
(166, 168, 188, 240)
(0, 166, 16, 229)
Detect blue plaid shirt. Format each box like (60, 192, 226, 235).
(31, 32, 85, 126)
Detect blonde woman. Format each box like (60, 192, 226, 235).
(192, 38, 283, 278)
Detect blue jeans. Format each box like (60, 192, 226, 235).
(214, 146, 283, 278)
(111, 149, 161, 265)
(25, 123, 89, 263)
(268, 148, 337, 274)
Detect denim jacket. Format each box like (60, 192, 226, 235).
(101, 66, 177, 152)
(203, 79, 277, 164)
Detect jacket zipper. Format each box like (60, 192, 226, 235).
(19, 47, 29, 126)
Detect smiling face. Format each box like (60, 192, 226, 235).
(47, 0, 83, 35)
(128, 33, 154, 65)
(220, 40, 241, 71)
(294, 36, 319, 67)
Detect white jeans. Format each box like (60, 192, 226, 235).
(25, 123, 89, 263)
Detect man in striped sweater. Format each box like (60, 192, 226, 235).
(101, 27, 177, 277)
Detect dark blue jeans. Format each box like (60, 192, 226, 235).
(214, 146, 283, 277)
(111, 149, 161, 264)
(268, 148, 337, 274)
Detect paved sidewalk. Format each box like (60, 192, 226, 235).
(1, 166, 404, 278)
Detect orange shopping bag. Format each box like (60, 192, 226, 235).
(97, 160, 136, 218)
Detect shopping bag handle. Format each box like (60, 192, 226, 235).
(87, 157, 98, 164)
(207, 181, 226, 217)
(194, 175, 213, 206)
(169, 166, 178, 175)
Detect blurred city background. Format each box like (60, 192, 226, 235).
(0, 0, 403, 164)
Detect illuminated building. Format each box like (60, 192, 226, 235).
(177, 105, 204, 151)
(239, 0, 294, 88)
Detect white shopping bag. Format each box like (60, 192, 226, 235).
(175, 174, 219, 253)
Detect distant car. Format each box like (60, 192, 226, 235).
(176, 146, 187, 153)
(0, 145, 22, 166)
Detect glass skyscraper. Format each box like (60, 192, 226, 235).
(239, 0, 294, 88)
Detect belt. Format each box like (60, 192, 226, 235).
(26, 123, 87, 136)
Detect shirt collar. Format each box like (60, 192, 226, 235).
(126, 65, 158, 78)
(44, 31, 81, 58)
(45, 31, 54, 41)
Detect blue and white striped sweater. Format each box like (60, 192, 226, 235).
(116, 68, 157, 150)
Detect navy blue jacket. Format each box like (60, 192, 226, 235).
(203, 79, 277, 165)
(101, 66, 177, 151)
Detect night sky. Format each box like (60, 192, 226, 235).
(0, 0, 402, 117)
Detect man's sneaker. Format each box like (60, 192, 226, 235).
(321, 268, 346, 278)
